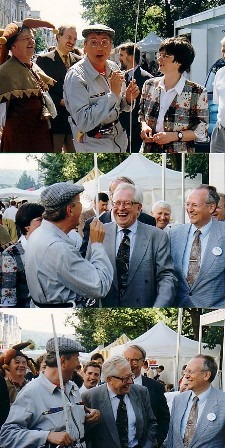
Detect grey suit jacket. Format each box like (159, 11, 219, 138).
(166, 387, 225, 448)
(81, 383, 157, 448)
(98, 221, 177, 307)
(169, 219, 225, 307)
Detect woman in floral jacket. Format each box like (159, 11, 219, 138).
(1, 202, 44, 307)
(139, 36, 209, 153)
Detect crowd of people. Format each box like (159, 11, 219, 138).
(0, 18, 224, 152)
(1, 178, 225, 308)
(1, 336, 225, 447)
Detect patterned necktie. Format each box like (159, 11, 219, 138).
(187, 229, 201, 286)
(116, 229, 130, 296)
(116, 395, 128, 448)
(125, 71, 130, 87)
(183, 396, 199, 447)
(63, 54, 70, 70)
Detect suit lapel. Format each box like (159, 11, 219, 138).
(190, 388, 218, 447)
(100, 385, 121, 447)
(128, 222, 150, 283)
(193, 220, 224, 288)
(128, 386, 143, 441)
(103, 223, 118, 289)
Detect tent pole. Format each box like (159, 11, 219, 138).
(175, 308, 183, 390)
(94, 154, 99, 217)
(181, 153, 185, 223)
(162, 154, 166, 200)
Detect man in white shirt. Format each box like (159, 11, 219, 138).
(210, 37, 225, 152)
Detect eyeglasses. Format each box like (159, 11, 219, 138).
(112, 201, 139, 209)
(184, 202, 213, 209)
(87, 38, 111, 48)
(184, 369, 208, 375)
(125, 357, 143, 363)
(111, 374, 135, 383)
(156, 52, 173, 60)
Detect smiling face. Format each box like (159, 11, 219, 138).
(9, 355, 27, 381)
(11, 28, 35, 63)
(152, 205, 171, 229)
(84, 32, 112, 69)
(83, 365, 101, 389)
(185, 189, 215, 228)
(156, 51, 181, 76)
(57, 27, 77, 55)
(112, 187, 142, 228)
(184, 357, 211, 395)
(107, 364, 133, 395)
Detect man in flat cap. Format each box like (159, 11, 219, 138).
(0, 19, 57, 152)
(0, 336, 101, 448)
(63, 23, 140, 152)
(25, 182, 113, 307)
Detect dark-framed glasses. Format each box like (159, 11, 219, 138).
(111, 373, 135, 383)
(112, 200, 139, 209)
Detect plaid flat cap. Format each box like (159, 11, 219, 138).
(41, 182, 84, 212)
(82, 24, 115, 39)
(46, 337, 86, 354)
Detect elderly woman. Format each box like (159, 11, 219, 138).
(0, 19, 57, 152)
(1, 202, 44, 307)
(139, 36, 209, 153)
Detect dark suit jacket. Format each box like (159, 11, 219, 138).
(96, 221, 176, 307)
(167, 387, 225, 448)
(36, 49, 80, 134)
(119, 66, 152, 152)
(80, 210, 156, 257)
(82, 383, 157, 448)
(141, 375, 170, 446)
(0, 376, 10, 427)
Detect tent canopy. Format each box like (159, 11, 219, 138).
(137, 32, 163, 52)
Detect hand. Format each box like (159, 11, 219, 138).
(85, 407, 101, 423)
(140, 123, 153, 142)
(125, 79, 140, 104)
(47, 431, 74, 446)
(90, 218, 105, 244)
(152, 131, 175, 145)
(110, 70, 124, 97)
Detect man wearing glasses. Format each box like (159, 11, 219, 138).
(63, 24, 139, 152)
(169, 184, 225, 307)
(123, 345, 170, 447)
(167, 354, 225, 448)
(81, 355, 157, 448)
(91, 182, 176, 307)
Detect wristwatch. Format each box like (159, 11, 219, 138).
(177, 131, 183, 142)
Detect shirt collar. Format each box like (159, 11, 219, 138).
(116, 220, 138, 235)
(158, 74, 186, 95)
(191, 385, 212, 404)
(191, 219, 212, 238)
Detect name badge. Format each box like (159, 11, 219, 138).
(207, 412, 216, 421)
(212, 247, 222, 256)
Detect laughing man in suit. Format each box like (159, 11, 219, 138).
(169, 185, 225, 307)
(166, 354, 225, 448)
(96, 183, 177, 307)
(81, 355, 157, 448)
(36, 25, 81, 152)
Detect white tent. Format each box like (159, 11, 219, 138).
(82, 154, 202, 224)
(0, 186, 45, 202)
(110, 321, 221, 387)
(137, 32, 163, 53)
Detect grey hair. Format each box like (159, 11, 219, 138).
(221, 37, 225, 45)
(102, 355, 130, 380)
(152, 200, 171, 212)
(194, 354, 217, 383)
(112, 183, 143, 204)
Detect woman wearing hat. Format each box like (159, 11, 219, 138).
(0, 19, 57, 152)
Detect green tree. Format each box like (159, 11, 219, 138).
(35, 29, 47, 53)
(16, 171, 36, 190)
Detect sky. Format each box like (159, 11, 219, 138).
(1, 308, 77, 334)
(0, 154, 39, 171)
(28, 0, 89, 40)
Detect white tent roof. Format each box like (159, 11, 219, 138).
(127, 320, 220, 358)
(137, 32, 163, 52)
(83, 153, 201, 194)
(0, 187, 45, 202)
